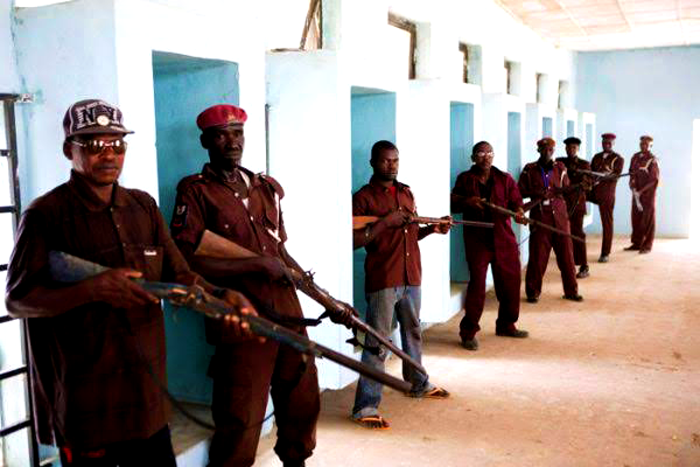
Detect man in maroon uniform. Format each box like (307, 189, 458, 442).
(590, 133, 624, 263)
(170, 104, 320, 467)
(5, 99, 250, 467)
(451, 141, 529, 350)
(556, 137, 592, 278)
(518, 138, 582, 303)
(625, 135, 660, 254)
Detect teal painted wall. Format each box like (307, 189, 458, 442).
(542, 117, 553, 138)
(507, 112, 525, 249)
(350, 90, 396, 316)
(567, 120, 575, 137)
(152, 51, 239, 403)
(449, 103, 474, 282)
(576, 45, 700, 237)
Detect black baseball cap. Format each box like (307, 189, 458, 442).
(63, 99, 134, 139)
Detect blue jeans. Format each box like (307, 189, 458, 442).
(352, 286, 431, 418)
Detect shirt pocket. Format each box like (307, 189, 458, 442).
(124, 245, 164, 282)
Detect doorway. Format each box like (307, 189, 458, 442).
(152, 51, 239, 404)
(350, 87, 397, 316)
(449, 102, 475, 282)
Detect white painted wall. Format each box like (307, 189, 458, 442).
(13, 0, 266, 204)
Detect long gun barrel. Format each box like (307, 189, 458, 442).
(353, 215, 493, 230)
(193, 230, 428, 376)
(480, 200, 585, 243)
(48, 251, 413, 394)
(576, 169, 630, 180)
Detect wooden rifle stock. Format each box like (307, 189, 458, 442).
(48, 251, 413, 394)
(195, 230, 428, 376)
(353, 215, 493, 230)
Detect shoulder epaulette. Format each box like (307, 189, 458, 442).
(176, 173, 207, 192)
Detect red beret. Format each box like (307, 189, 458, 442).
(196, 104, 247, 131)
(537, 137, 556, 149)
(640, 135, 653, 142)
(601, 133, 616, 140)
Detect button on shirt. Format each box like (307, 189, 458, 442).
(171, 164, 304, 342)
(6, 170, 196, 450)
(353, 177, 421, 293)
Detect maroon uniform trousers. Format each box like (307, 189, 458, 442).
(451, 166, 523, 340)
(172, 164, 319, 467)
(557, 157, 591, 267)
(519, 161, 578, 299)
(629, 152, 660, 251)
(525, 209, 578, 298)
(590, 152, 624, 257)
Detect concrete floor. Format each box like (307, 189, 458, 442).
(254, 236, 700, 467)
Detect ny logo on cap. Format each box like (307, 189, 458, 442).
(73, 101, 118, 131)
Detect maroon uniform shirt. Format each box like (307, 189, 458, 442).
(353, 177, 422, 293)
(171, 163, 304, 341)
(556, 156, 591, 216)
(518, 160, 571, 230)
(452, 166, 523, 258)
(590, 151, 624, 206)
(629, 152, 660, 250)
(6, 171, 197, 450)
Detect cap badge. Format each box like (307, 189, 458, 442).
(96, 115, 110, 126)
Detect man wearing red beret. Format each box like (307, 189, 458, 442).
(170, 104, 319, 467)
(625, 136, 660, 253)
(518, 138, 582, 303)
(590, 133, 625, 263)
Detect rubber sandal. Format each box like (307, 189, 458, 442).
(352, 415, 391, 430)
(407, 386, 450, 399)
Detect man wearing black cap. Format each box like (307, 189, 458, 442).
(556, 137, 592, 278)
(518, 138, 582, 303)
(590, 133, 624, 263)
(626, 136, 660, 253)
(5, 99, 251, 466)
(170, 104, 320, 467)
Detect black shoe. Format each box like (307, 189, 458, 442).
(526, 296, 539, 303)
(563, 294, 584, 302)
(496, 327, 529, 338)
(598, 255, 609, 263)
(461, 337, 479, 351)
(624, 245, 640, 251)
(639, 249, 651, 254)
(576, 266, 590, 279)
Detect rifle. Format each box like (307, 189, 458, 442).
(48, 251, 413, 394)
(576, 169, 630, 180)
(480, 200, 585, 243)
(194, 230, 428, 376)
(353, 215, 494, 230)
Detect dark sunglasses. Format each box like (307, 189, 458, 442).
(71, 138, 128, 155)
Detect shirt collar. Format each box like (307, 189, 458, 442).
(369, 175, 408, 192)
(67, 170, 129, 211)
(202, 163, 262, 187)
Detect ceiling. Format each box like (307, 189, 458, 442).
(494, 0, 700, 51)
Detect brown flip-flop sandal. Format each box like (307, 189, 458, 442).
(406, 386, 451, 399)
(352, 415, 391, 430)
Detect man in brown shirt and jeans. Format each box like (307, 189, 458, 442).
(351, 140, 450, 430)
(5, 99, 251, 466)
(171, 104, 320, 467)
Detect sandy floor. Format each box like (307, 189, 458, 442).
(254, 236, 700, 467)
